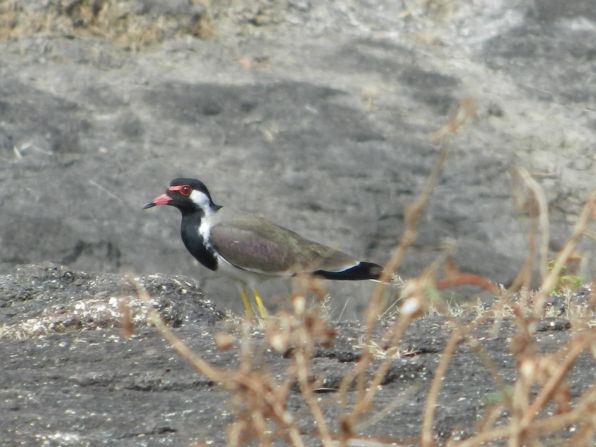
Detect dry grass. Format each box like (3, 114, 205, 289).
(0, 0, 212, 48)
(123, 99, 595, 445)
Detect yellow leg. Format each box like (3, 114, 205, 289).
(240, 288, 255, 318)
(252, 288, 269, 319)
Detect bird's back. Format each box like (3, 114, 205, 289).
(208, 208, 359, 276)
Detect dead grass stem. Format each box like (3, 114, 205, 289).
(421, 327, 463, 446)
(533, 191, 596, 315)
(120, 100, 594, 445)
(0, 0, 212, 47)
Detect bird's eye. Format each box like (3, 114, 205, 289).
(180, 185, 192, 197)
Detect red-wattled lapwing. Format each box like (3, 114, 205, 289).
(144, 178, 384, 318)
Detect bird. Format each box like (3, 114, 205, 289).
(144, 178, 384, 318)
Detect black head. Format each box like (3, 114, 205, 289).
(143, 177, 222, 215)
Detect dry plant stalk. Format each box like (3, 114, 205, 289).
(338, 300, 595, 447)
(521, 332, 595, 428)
(431, 97, 476, 144)
(454, 394, 594, 447)
(338, 97, 480, 440)
(337, 148, 446, 436)
(433, 254, 498, 292)
(420, 306, 508, 447)
(420, 327, 463, 446)
(267, 287, 336, 446)
(454, 316, 596, 447)
(125, 274, 350, 447)
(116, 108, 592, 447)
(516, 167, 550, 283)
(129, 278, 307, 447)
(341, 282, 423, 419)
(509, 166, 550, 291)
(533, 191, 596, 315)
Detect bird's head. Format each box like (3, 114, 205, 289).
(143, 178, 221, 215)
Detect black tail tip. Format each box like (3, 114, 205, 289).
(314, 261, 384, 281)
(359, 261, 384, 280)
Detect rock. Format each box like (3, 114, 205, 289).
(0, 0, 594, 317)
(0, 262, 223, 338)
(0, 264, 593, 445)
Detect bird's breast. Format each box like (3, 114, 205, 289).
(180, 216, 218, 271)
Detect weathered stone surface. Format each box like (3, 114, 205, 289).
(0, 2, 594, 311)
(0, 264, 593, 446)
(0, 263, 223, 337)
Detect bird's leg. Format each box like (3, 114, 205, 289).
(252, 288, 269, 319)
(239, 288, 255, 318)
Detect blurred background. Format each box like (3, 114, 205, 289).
(1, 0, 594, 317)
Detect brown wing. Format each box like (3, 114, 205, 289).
(209, 213, 357, 275)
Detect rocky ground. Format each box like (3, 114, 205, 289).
(0, 0, 595, 316)
(0, 264, 594, 446)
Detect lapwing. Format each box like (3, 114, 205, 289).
(144, 178, 384, 318)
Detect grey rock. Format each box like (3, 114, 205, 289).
(0, 0, 594, 318)
(0, 263, 224, 337)
(0, 264, 593, 445)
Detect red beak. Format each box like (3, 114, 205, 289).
(143, 194, 172, 209)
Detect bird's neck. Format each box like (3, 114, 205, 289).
(180, 211, 218, 271)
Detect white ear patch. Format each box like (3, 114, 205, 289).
(190, 189, 212, 214)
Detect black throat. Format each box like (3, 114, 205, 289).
(180, 211, 218, 271)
